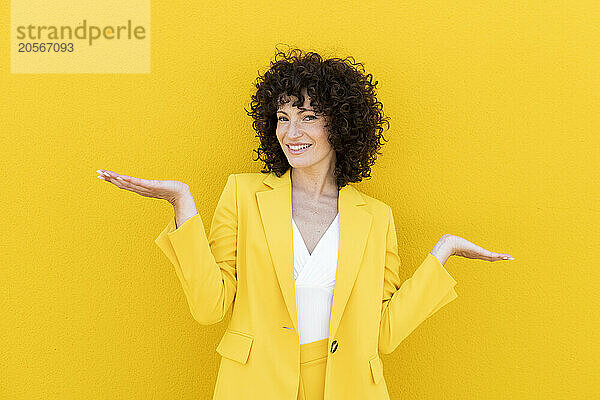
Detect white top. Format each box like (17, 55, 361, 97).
(292, 213, 340, 345)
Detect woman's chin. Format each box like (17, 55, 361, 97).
(288, 159, 312, 168)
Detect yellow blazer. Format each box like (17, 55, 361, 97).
(154, 168, 458, 400)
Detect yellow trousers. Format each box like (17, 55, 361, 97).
(297, 338, 329, 400)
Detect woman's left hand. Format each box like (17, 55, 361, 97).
(446, 234, 515, 262)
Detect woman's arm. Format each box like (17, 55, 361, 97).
(97, 169, 240, 326)
(154, 174, 239, 325)
(378, 206, 458, 355)
(172, 187, 198, 229)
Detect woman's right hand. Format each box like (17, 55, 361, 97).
(96, 169, 190, 205)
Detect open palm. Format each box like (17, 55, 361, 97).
(96, 169, 188, 205)
(448, 235, 515, 262)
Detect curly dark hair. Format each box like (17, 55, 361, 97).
(245, 46, 391, 190)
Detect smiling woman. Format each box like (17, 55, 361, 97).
(97, 46, 513, 400)
(275, 89, 334, 168)
(245, 46, 391, 190)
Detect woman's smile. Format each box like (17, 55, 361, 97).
(287, 143, 312, 154)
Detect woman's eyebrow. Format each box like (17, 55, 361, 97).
(277, 109, 315, 115)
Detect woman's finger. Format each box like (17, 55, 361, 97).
(96, 168, 185, 202)
(106, 175, 151, 194)
(118, 175, 157, 189)
(115, 176, 154, 194)
(98, 170, 138, 186)
(101, 174, 130, 189)
(101, 174, 125, 188)
(482, 250, 514, 261)
(100, 169, 116, 179)
(101, 171, 157, 190)
(453, 236, 514, 261)
(497, 253, 515, 260)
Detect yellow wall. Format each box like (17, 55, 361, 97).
(2, 1, 598, 398)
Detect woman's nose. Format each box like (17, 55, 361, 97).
(286, 122, 303, 138)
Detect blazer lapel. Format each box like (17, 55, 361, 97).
(256, 169, 372, 341)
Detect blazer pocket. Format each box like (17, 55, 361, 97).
(216, 329, 254, 365)
(369, 354, 384, 384)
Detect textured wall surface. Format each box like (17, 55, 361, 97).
(2, 1, 599, 399)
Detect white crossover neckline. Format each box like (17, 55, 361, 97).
(292, 212, 340, 345)
(292, 212, 339, 258)
(292, 213, 339, 286)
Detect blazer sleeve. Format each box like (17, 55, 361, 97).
(154, 174, 238, 325)
(378, 205, 458, 354)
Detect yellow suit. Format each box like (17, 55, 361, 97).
(154, 168, 458, 399)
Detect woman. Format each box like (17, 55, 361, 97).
(96, 48, 514, 400)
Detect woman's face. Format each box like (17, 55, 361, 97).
(276, 91, 335, 171)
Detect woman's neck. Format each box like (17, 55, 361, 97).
(290, 166, 338, 201)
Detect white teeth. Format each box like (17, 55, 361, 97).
(289, 144, 311, 150)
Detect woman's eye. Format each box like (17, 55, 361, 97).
(277, 115, 316, 122)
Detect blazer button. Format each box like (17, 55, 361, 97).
(330, 340, 338, 353)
